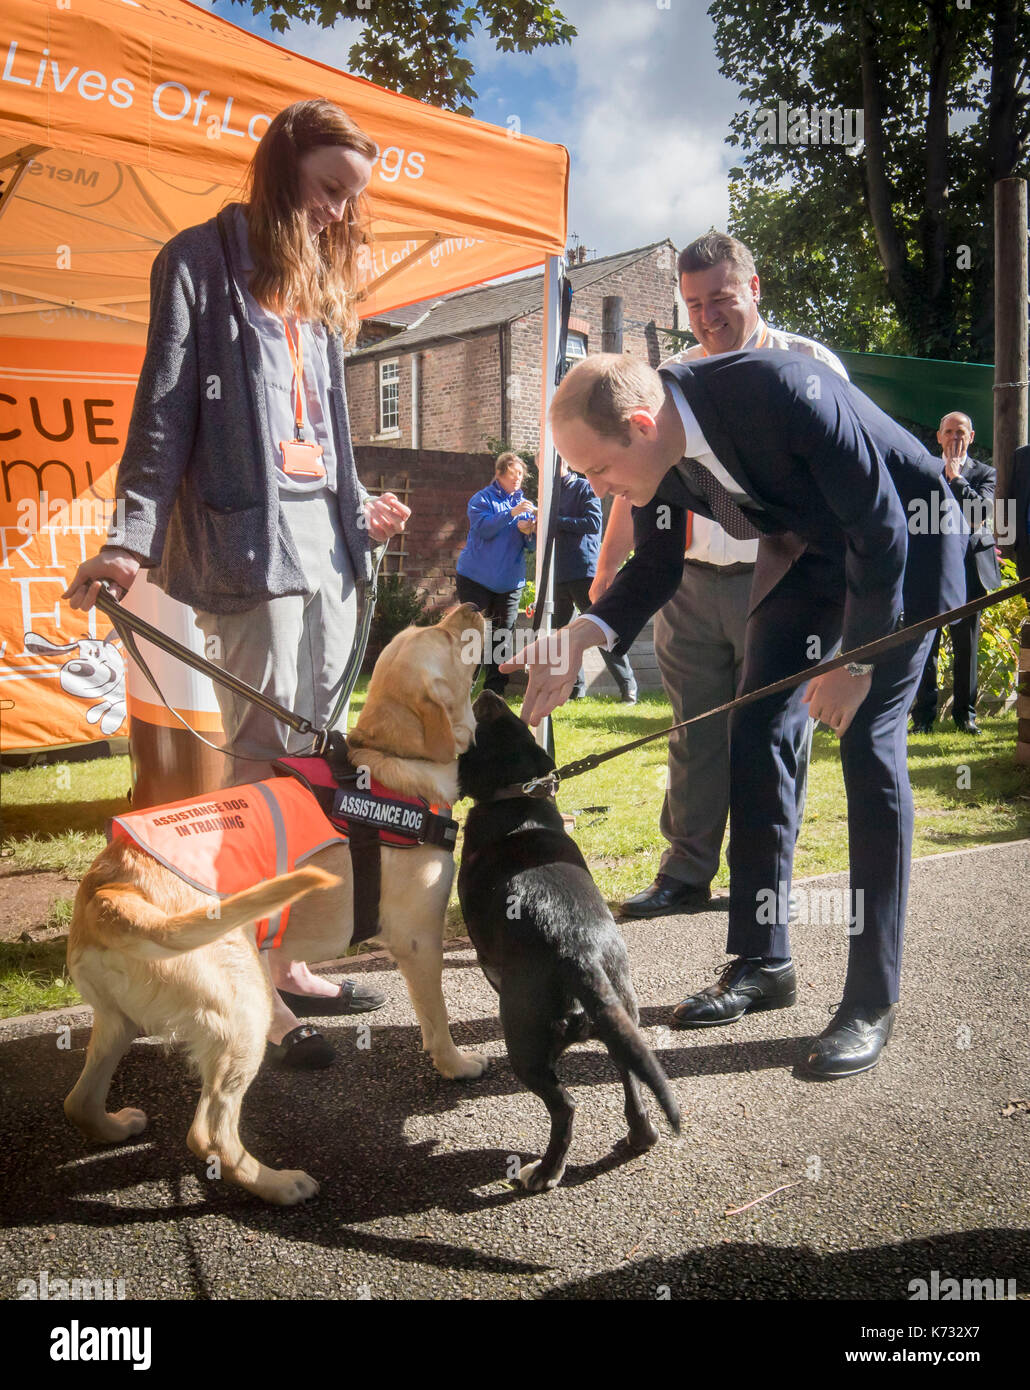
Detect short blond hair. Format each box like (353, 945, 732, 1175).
(551, 354, 665, 440)
(494, 451, 524, 477)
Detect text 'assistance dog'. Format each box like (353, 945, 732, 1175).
(457, 691, 680, 1191)
(64, 605, 487, 1205)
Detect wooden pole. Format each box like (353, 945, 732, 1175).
(602, 296, 623, 354)
(993, 178, 1028, 527)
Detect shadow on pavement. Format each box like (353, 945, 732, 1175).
(541, 1228, 1030, 1300)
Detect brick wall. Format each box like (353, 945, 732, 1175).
(354, 445, 496, 612)
(347, 333, 503, 453)
(420, 334, 502, 452)
(507, 243, 676, 452)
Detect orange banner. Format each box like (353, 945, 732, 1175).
(0, 0, 568, 337)
(0, 336, 141, 750)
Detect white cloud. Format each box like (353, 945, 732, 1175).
(468, 0, 745, 257)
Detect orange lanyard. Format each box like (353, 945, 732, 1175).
(282, 317, 306, 439)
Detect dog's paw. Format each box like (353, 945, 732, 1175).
(80, 1107, 148, 1143)
(620, 1122, 660, 1155)
(434, 1049, 489, 1081)
(517, 1159, 565, 1192)
(112, 1107, 148, 1138)
(263, 1169, 320, 1206)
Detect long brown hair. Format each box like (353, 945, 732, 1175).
(244, 99, 376, 343)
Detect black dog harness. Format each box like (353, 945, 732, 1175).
(273, 748, 459, 944)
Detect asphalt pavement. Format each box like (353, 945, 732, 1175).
(1, 841, 1028, 1302)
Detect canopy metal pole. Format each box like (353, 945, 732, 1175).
(533, 254, 564, 755)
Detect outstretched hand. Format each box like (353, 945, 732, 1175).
(499, 618, 600, 726)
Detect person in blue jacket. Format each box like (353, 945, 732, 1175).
(455, 453, 536, 694)
(553, 460, 638, 701)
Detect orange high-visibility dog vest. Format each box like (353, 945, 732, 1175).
(110, 778, 346, 949)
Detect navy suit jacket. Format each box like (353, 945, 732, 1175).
(946, 455, 1000, 593)
(589, 352, 967, 656)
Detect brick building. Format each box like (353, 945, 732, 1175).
(346, 240, 679, 455)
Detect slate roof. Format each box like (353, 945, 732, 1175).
(351, 240, 674, 357)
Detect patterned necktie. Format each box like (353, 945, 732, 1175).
(679, 457, 761, 541)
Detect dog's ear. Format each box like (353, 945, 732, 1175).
(416, 679, 458, 764)
(24, 632, 78, 656)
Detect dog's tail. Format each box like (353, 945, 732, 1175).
(85, 867, 339, 959)
(561, 958, 680, 1135)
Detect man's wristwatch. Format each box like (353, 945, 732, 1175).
(845, 662, 874, 678)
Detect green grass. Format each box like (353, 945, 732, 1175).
(2, 686, 1027, 1019)
(0, 938, 80, 1017)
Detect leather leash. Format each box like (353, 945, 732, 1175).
(522, 575, 1030, 794)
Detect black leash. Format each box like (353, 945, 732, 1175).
(524, 575, 1030, 793)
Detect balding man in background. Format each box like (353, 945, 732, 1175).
(593, 231, 849, 919)
(910, 412, 999, 736)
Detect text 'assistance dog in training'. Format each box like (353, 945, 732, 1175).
(458, 690, 680, 1191)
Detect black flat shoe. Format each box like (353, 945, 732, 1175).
(620, 873, 711, 918)
(802, 1003, 896, 1078)
(910, 719, 934, 734)
(276, 979, 386, 1016)
(266, 1024, 335, 1069)
(954, 719, 981, 736)
(671, 957, 796, 1027)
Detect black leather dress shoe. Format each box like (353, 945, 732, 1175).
(910, 717, 934, 734)
(671, 957, 797, 1027)
(802, 1003, 896, 1078)
(955, 718, 981, 736)
(620, 873, 711, 918)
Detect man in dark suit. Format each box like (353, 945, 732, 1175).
(1012, 443, 1030, 583)
(911, 413, 1000, 735)
(504, 351, 966, 1079)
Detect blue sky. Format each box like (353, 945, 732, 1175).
(201, 0, 746, 259)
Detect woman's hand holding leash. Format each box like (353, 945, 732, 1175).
(500, 617, 602, 727)
(364, 491, 411, 543)
(63, 548, 141, 611)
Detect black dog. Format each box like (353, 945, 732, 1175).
(457, 691, 680, 1191)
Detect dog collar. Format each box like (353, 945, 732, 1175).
(488, 776, 559, 802)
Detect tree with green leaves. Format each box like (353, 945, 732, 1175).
(711, 0, 1030, 361)
(228, 1, 576, 114)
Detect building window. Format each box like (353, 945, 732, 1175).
(379, 359, 399, 431)
(564, 331, 587, 370)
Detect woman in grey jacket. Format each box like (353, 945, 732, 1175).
(65, 100, 410, 1068)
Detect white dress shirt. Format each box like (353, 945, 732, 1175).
(661, 318, 848, 566)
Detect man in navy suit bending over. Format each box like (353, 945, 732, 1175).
(503, 351, 965, 1079)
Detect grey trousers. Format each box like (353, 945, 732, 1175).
(194, 489, 358, 788)
(652, 563, 813, 888)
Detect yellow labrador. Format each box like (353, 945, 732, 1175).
(64, 604, 487, 1205)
